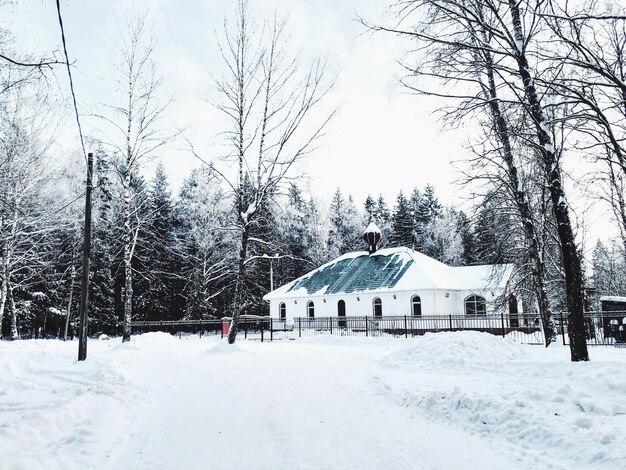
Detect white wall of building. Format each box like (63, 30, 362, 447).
(269, 287, 510, 324)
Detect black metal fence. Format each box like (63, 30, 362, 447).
(130, 317, 292, 342)
(292, 311, 626, 346)
(131, 319, 223, 336)
(575, 311, 626, 346)
(292, 314, 545, 344)
(126, 311, 626, 346)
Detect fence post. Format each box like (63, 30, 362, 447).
(330, 317, 333, 335)
(449, 314, 453, 331)
(298, 317, 301, 338)
(500, 310, 506, 337)
(270, 318, 273, 342)
(261, 321, 264, 342)
(404, 315, 408, 338)
(366, 316, 369, 337)
(560, 311, 566, 345)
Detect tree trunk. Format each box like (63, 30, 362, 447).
(0, 273, 7, 340)
(482, 49, 556, 346)
(8, 284, 18, 340)
(0, 199, 18, 340)
(122, 172, 133, 342)
(507, 0, 588, 361)
(228, 224, 249, 344)
(228, 22, 248, 345)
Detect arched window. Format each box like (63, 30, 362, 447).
(465, 295, 486, 316)
(307, 301, 315, 318)
(411, 295, 422, 316)
(337, 300, 346, 328)
(279, 302, 286, 320)
(508, 294, 519, 327)
(373, 297, 382, 317)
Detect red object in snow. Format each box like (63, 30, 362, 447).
(222, 320, 230, 336)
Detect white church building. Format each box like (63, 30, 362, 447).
(264, 222, 518, 323)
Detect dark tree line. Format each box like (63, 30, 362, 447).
(1, 141, 522, 339)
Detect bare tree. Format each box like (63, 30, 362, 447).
(214, 0, 333, 343)
(0, 1, 63, 95)
(364, 0, 559, 345)
(540, 4, 626, 255)
(96, 15, 173, 342)
(476, 28, 557, 345)
(364, 0, 588, 359)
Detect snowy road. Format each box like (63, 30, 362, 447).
(1, 332, 625, 469)
(104, 336, 520, 470)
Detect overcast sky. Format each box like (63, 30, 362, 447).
(6, 1, 466, 202)
(3, 0, 616, 250)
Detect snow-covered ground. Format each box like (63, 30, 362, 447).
(1, 332, 625, 470)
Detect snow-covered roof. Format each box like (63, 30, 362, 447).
(264, 247, 512, 301)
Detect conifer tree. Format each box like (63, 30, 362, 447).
(137, 163, 178, 321)
(375, 194, 392, 247)
(277, 183, 311, 284)
(364, 195, 376, 219)
(456, 210, 478, 264)
(473, 197, 516, 265)
(328, 189, 345, 259)
(422, 207, 464, 265)
(343, 195, 364, 253)
(328, 189, 363, 256)
(409, 188, 424, 250)
(390, 191, 413, 248)
(304, 195, 329, 266)
(89, 151, 117, 334)
(591, 240, 610, 298)
(175, 168, 234, 320)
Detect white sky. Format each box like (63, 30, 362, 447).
(5, 1, 463, 202)
(3, 0, 617, 252)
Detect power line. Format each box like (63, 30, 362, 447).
(55, 0, 87, 162)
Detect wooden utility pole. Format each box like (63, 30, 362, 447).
(78, 152, 93, 361)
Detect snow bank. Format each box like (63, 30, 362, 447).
(129, 331, 181, 347)
(204, 338, 249, 354)
(109, 331, 187, 353)
(0, 340, 133, 470)
(377, 332, 626, 469)
(381, 331, 528, 371)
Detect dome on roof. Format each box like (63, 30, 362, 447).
(363, 220, 382, 254)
